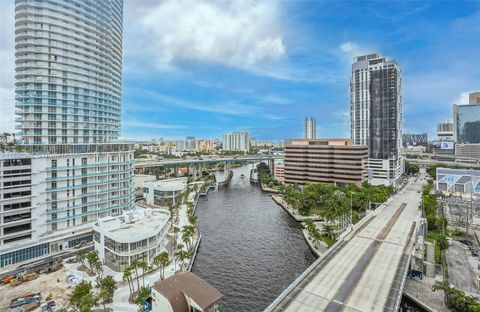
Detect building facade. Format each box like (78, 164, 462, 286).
(143, 178, 188, 207)
(437, 122, 454, 141)
(436, 168, 480, 194)
(470, 92, 480, 104)
(455, 144, 480, 159)
(1, 0, 135, 269)
(350, 53, 404, 186)
(284, 139, 367, 186)
(453, 103, 480, 144)
(196, 140, 214, 153)
(92, 208, 170, 272)
(304, 117, 316, 139)
(274, 163, 285, 184)
(402, 133, 428, 147)
(222, 131, 250, 152)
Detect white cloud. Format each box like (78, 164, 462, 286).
(127, 88, 260, 116)
(339, 41, 374, 61)
(125, 0, 286, 71)
(123, 120, 185, 130)
(453, 91, 474, 105)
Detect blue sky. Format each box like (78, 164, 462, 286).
(1, 0, 479, 141)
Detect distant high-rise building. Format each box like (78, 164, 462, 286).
(222, 131, 250, 152)
(0, 0, 135, 269)
(437, 122, 454, 140)
(403, 133, 428, 147)
(304, 117, 316, 139)
(469, 91, 480, 104)
(453, 103, 480, 144)
(350, 53, 403, 187)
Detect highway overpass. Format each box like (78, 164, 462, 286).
(134, 155, 282, 169)
(266, 174, 426, 311)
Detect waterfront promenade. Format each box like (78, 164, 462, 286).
(271, 195, 322, 222)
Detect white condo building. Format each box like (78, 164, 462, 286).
(92, 208, 170, 272)
(350, 53, 404, 187)
(0, 0, 135, 269)
(222, 131, 250, 152)
(304, 117, 316, 139)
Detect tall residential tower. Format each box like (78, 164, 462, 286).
(0, 0, 134, 268)
(350, 53, 403, 186)
(304, 117, 316, 139)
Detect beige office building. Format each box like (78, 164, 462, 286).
(284, 139, 368, 186)
(196, 140, 214, 153)
(470, 91, 480, 104)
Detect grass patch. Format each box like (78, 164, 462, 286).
(426, 231, 443, 264)
(321, 235, 336, 247)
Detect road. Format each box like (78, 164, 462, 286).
(269, 173, 426, 312)
(134, 156, 281, 168)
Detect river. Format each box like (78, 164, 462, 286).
(191, 164, 425, 312)
(192, 164, 316, 311)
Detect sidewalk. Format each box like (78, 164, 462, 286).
(271, 195, 322, 221)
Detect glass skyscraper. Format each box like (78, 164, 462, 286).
(453, 104, 480, 144)
(350, 53, 403, 187)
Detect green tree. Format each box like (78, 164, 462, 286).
(122, 267, 134, 301)
(98, 275, 117, 304)
(86, 250, 102, 280)
(136, 286, 150, 305)
(129, 260, 141, 294)
(153, 251, 171, 280)
(137, 261, 149, 287)
(77, 249, 88, 269)
(70, 281, 97, 312)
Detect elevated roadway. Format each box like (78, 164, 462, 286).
(134, 155, 281, 169)
(266, 174, 426, 312)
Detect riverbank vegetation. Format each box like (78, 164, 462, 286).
(257, 162, 281, 189)
(304, 219, 335, 248)
(280, 182, 393, 221)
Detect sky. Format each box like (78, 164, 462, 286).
(0, 0, 479, 141)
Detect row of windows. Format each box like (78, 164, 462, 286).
(0, 243, 49, 268)
(3, 159, 31, 167)
(3, 212, 31, 223)
(4, 223, 31, 235)
(3, 190, 31, 199)
(3, 169, 31, 175)
(3, 180, 31, 187)
(67, 235, 93, 248)
(3, 201, 31, 211)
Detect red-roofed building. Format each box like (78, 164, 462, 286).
(152, 271, 223, 312)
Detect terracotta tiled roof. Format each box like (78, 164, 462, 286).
(153, 272, 223, 311)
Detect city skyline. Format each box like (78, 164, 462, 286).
(1, 0, 479, 141)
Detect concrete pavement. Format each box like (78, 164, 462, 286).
(268, 174, 425, 311)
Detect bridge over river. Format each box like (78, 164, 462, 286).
(266, 172, 426, 312)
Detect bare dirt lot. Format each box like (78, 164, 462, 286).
(0, 266, 72, 311)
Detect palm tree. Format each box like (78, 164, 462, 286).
(173, 243, 184, 271)
(129, 260, 141, 294)
(138, 261, 149, 287)
(153, 251, 171, 280)
(123, 267, 134, 300)
(182, 232, 191, 251)
(172, 226, 180, 246)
